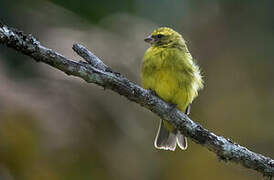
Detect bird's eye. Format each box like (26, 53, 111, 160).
(157, 34, 164, 38)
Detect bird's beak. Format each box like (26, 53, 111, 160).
(144, 35, 154, 43)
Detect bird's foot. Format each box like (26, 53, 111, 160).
(148, 89, 158, 97)
(169, 103, 178, 111)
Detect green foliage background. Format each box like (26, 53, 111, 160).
(0, 0, 273, 179)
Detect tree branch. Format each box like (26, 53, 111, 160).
(0, 23, 273, 178)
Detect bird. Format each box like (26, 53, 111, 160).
(141, 27, 203, 151)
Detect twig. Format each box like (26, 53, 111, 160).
(72, 43, 109, 72)
(0, 23, 273, 178)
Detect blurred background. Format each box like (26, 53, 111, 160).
(0, 0, 273, 179)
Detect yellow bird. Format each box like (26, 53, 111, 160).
(141, 27, 203, 151)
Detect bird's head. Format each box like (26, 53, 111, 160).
(144, 27, 185, 47)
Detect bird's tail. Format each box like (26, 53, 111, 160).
(154, 119, 187, 151)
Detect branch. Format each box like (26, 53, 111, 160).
(0, 23, 273, 178)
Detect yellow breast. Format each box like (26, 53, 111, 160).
(141, 47, 201, 112)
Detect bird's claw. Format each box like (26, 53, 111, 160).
(148, 89, 158, 96)
(169, 103, 178, 112)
